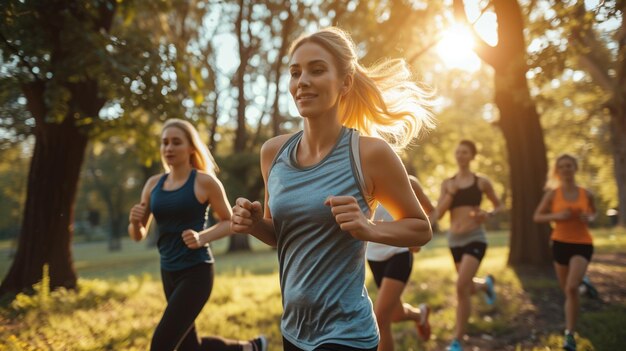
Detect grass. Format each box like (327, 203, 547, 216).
(0, 227, 624, 350)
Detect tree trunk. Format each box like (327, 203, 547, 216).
(108, 218, 122, 251)
(611, 7, 626, 227)
(271, 5, 294, 137)
(491, 1, 552, 265)
(455, 0, 552, 265)
(227, 233, 252, 252)
(234, 0, 249, 153)
(610, 108, 626, 227)
(227, 0, 253, 252)
(0, 116, 88, 294)
(495, 75, 552, 265)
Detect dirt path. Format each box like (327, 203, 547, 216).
(432, 253, 626, 350)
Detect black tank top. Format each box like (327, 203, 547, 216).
(450, 174, 482, 209)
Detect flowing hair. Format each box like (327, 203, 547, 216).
(161, 118, 218, 175)
(289, 27, 434, 150)
(544, 153, 578, 190)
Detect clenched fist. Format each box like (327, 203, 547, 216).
(182, 229, 204, 249)
(231, 197, 263, 234)
(325, 195, 372, 241)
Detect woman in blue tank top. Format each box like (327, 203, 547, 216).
(432, 140, 504, 351)
(128, 119, 267, 351)
(231, 27, 434, 351)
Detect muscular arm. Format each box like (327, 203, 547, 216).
(409, 175, 434, 215)
(238, 135, 295, 247)
(360, 137, 432, 247)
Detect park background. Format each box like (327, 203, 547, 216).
(0, 0, 625, 350)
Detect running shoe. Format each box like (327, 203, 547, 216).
(447, 338, 463, 351)
(250, 335, 267, 351)
(484, 274, 496, 305)
(416, 303, 431, 341)
(563, 331, 576, 351)
(580, 276, 598, 299)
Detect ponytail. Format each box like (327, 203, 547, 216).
(290, 27, 434, 150)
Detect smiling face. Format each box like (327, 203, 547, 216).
(161, 126, 194, 168)
(289, 42, 349, 119)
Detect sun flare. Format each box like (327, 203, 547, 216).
(436, 24, 481, 72)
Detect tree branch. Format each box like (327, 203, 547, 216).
(453, 0, 499, 67)
(577, 54, 615, 92)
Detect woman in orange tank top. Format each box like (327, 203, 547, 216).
(533, 154, 596, 351)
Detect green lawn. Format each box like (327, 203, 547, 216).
(0, 227, 624, 350)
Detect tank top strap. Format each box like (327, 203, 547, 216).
(348, 128, 375, 211)
(268, 131, 304, 177)
(188, 168, 197, 185)
(155, 172, 169, 190)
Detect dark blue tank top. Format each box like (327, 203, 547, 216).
(150, 169, 213, 271)
(450, 174, 483, 209)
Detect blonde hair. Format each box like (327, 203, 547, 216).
(545, 153, 578, 190)
(289, 27, 434, 150)
(161, 118, 218, 174)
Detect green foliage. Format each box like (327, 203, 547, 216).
(74, 140, 145, 242)
(1, 272, 280, 350)
(216, 151, 263, 203)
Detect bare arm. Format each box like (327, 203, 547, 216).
(358, 137, 432, 247)
(533, 190, 557, 223)
(231, 134, 293, 247)
(409, 175, 434, 215)
(582, 189, 597, 223)
(128, 175, 160, 241)
(433, 179, 455, 220)
(189, 173, 233, 245)
(480, 176, 505, 217)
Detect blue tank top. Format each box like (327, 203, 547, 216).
(267, 127, 379, 350)
(450, 174, 483, 209)
(150, 169, 213, 271)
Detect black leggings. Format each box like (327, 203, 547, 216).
(151, 263, 244, 351)
(282, 337, 378, 351)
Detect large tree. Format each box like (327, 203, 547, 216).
(454, 0, 552, 265)
(0, 0, 189, 294)
(0, 0, 118, 294)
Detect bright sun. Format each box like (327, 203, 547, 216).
(436, 24, 481, 72)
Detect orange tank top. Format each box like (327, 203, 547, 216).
(550, 187, 593, 244)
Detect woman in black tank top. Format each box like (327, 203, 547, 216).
(128, 119, 267, 351)
(432, 140, 504, 351)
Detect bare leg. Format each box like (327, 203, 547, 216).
(564, 256, 590, 333)
(454, 255, 481, 340)
(374, 277, 409, 351)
